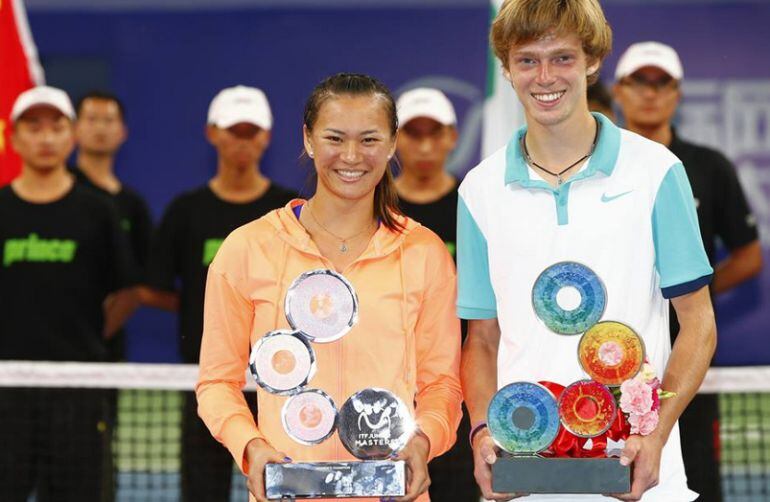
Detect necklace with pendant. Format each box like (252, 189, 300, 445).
(521, 117, 601, 186)
(306, 201, 374, 253)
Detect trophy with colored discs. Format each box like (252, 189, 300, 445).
(256, 270, 408, 499)
(490, 262, 633, 494)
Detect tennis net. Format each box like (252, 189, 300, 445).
(0, 361, 767, 501)
(702, 366, 770, 501)
(0, 362, 251, 502)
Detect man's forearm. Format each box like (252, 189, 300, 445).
(461, 319, 501, 425)
(103, 287, 140, 338)
(138, 285, 180, 311)
(654, 286, 716, 443)
(713, 240, 763, 294)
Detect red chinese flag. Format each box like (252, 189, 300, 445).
(0, 0, 44, 186)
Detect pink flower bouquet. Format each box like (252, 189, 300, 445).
(617, 362, 675, 436)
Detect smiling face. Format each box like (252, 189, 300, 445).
(11, 106, 75, 172)
(505, 32, 599, 129)
(303, 95, 396, 204)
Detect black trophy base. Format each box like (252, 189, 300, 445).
(492, 455, 631, 494)
(265, 460, 406, 499)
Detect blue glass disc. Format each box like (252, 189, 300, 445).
(487, 382, 560, 454)
(531, 261, 606, 335)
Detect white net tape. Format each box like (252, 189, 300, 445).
(0, 360, 763, 393)
(0, 361, 255, 391)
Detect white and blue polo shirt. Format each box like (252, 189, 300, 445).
(457, 113, 711, 500)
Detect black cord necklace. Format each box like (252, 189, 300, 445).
(521, 117, 601, 186)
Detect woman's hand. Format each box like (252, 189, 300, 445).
(244, 438, 291, 502)
(390, 431, 431, 502)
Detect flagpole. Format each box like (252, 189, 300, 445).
(481, 0, 524, 159)
(0, 0, 45, 186)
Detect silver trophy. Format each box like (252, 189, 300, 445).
(265, 271, 408, 499)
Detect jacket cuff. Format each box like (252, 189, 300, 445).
(415, 413, 451, 461)
(220, 414, 266, 474)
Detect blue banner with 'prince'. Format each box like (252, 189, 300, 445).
(25, 0, 770, 365)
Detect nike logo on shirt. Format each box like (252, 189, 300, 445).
(601, 190, 633, 203)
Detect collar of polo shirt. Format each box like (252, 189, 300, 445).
(504, 112, 621, 188)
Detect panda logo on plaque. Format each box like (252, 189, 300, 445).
(355, 397, 398, 434)
(339, 388, 414, 460)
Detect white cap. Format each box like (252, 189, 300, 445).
(396, 88, 456, 127)
(615, 42, 684, 81)
(207, 85, 273, 130)
(11, 86, 75, 122)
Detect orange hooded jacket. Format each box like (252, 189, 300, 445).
(196, 200, 462, 501)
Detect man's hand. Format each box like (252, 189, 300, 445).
(392, 431, 431, 502)
(472, 429, 524, 501)
(103, 287, 139, 338)
(245, 438, 290, 502)
(609, 434, 664, 501)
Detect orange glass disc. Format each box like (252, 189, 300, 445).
(558, 380, 617, 437)
(578, 321, 644, 387)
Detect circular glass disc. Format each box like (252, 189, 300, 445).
(285, 269, 359, 343)
(532, 261, 607, 335)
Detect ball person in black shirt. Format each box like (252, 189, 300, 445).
(613, 41, 763, 502)
(0, 86, 134, 501)
(395, 88, 460, 258)
(72, 90, 152, 361)
(142, 85, 296, 501)
(395, 87, 478, 501)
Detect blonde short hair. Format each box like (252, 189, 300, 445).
(490, 0, 612, 83)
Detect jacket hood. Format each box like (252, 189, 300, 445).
(265, 199, 422, 260)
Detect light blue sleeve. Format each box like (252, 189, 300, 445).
(457, 195, 497, 319)
(652, 163, 714, 299)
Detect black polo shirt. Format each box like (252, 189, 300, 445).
(668, 129, 759, 338)
(0, 184, 133, 361)
(398, 178, 459, 259)
(70, 166, 153, 278)
(70, 166, 153, 361)
(147, 183, 296, 363)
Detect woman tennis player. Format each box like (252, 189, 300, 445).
(196, 73, 462, 502)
